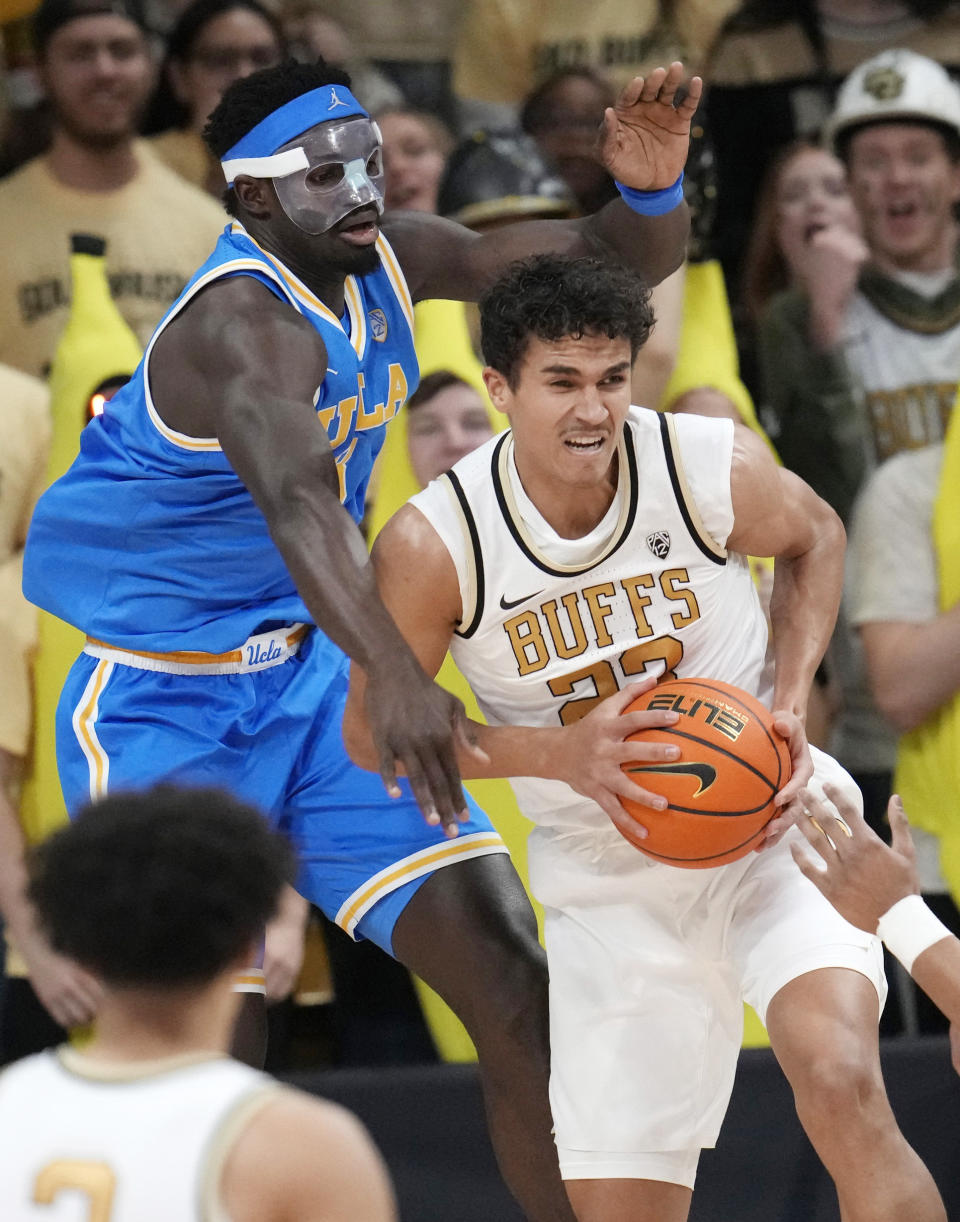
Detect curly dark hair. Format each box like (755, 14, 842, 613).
(28, 786, 294, 988)
(204, 57, 353, 215)
(479, 253, 653, 387)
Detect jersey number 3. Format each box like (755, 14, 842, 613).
(548, 634, 683, 725)
(34, 1161, 116, 1221)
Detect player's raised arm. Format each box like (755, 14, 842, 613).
(382, 62, 699, 302)
(342, 505, 683, 828)
(151, 278, 472, 833)
(723, 427, 846, 824)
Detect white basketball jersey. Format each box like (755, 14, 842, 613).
(0, 1047, 279, 1221)
(411, 407, 770, 828)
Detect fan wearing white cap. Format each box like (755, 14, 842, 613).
(767, 46, 960, 504)
(826, 49, 960, 295)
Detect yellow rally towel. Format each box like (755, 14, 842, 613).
(893, 402, 960, 904)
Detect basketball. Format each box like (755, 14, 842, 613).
(618, 677, 791, 868)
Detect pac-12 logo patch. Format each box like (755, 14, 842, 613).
(646, 531, 670, 559)
(368, 309, 388, 341)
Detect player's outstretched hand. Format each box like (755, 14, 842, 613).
(597, 61, 702, 191)
(757, 710, 812, 848)
(556, 676, 681, 834)
(365, 665, 487, 837)
(790, 786, 920, 932)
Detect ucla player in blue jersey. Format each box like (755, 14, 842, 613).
(23, 58, 698, 1221)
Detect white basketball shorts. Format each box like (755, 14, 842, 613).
(527, 746, 887, 1187)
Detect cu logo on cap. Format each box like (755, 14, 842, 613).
(862, 66, 905, 102)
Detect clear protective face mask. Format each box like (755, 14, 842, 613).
(271, 116, 385, 235)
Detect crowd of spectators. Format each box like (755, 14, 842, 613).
(2, 0, 960, 1067)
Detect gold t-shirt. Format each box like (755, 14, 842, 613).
(453, 0, 738, 104)
(0, 364, 50, 758)
(0, 142, 225, 379)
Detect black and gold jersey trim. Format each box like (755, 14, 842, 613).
(658, 413, 727, 566)
(490, 430, 639, 578)
(443, 470, 486, 639)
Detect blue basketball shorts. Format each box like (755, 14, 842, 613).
(57, 626, 507, 954)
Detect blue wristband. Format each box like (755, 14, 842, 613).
(616, 173, 685, 216)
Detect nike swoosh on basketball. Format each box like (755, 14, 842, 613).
(627, 762, 717, 798)
(499, 591, 543, 611)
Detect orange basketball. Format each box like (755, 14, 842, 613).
(618, 677, 791, 868)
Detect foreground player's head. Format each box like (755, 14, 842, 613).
(480, 253, 653, 391)
(29, 786, 294, 990)
(478, 253, 652, 490)
(204, 58, 384, 272)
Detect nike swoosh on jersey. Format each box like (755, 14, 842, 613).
(499, 591, 544, 611)
(626, 762, 717, 798)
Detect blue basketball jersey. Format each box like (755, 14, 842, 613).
(23, 222, 419, 652)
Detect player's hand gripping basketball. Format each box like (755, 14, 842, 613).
(759, 710, 814, 848)
(554, 676, 682, 832)
(365, 663, 487, 837)
(597, 61, 703, 192)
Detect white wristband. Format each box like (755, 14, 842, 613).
(875, 894, 951, 973)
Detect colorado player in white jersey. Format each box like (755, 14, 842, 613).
(0, 787, 395, 1222)
(344, 255, 947, 1221)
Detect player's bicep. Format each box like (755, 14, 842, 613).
(726, 429, 839, 560)
(342, 506, 461, 767)
(369, 505, 462, 677)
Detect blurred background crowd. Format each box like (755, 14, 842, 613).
(3, 0, 960, 1075)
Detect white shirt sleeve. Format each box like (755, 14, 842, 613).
(846, 446, 942, 627)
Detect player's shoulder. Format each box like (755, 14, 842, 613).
(638, 405, 736, 472)
(171, 269, 321, 359)
(220, 1086, 394, 1222)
